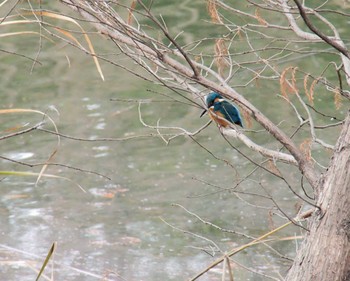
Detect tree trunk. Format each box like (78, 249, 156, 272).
(286, 110, 350, 281)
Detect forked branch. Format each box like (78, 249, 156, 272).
(293, 0, 350, 59)
(61, 0, 320, 189)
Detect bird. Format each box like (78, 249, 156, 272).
(200, 92, 243, 128)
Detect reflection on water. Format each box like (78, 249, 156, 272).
(0, 148, 296, 281)
(2, 152, 34, 161)
(0, 84, 303, 281)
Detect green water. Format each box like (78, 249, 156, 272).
(0, 1, 347, 280)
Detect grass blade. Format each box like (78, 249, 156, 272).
(35, 242, 56, 281)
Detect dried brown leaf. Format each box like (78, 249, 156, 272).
(280, 67, 297, 99)
(303, 73, 310, 101)
(31, 11, 105, 81)
(300, 138, 312, 162)
(308, 77, 321, 105)
(207, 0, 222, 24)
(127, 0, 137, 25)
(291, 67, 298, 94)
(266, 159, 282, 177)
(333, 87, 342, 110)
(194, 55, 201, 62)
(255, 8, 268, 26)
(215, 38, 229, 77)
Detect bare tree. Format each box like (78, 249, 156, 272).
(2, 0, 349, 280)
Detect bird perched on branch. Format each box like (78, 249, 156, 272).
(200, 92, 243, 128)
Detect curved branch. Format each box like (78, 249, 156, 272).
(61, 0, 320, 190)
(293, 0, 350, 59)
(281, 0, 350, 86)
(222, 128, 298, 165)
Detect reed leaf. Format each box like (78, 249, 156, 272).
(35, 242, 56, 281)
(30, 11, 105, 81)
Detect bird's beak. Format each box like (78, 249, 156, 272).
(200, 109, 207, 118)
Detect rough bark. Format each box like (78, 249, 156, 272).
(286, 110, 350, 281)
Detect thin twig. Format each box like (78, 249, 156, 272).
(293, 0, 350, 59)
(172, 203, 254, 239)
(189, 209, 313, 280)
(0, 122, 44, 141)
(0, 155, 111, 180)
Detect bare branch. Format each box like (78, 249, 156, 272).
(293, 0, 350, 59)
(136, 0, 199, 78)
(0, 122, 44, 141)
(280, 0, 350, 86)
(222, 128, 298, 165)
(60, 0, 320, 190)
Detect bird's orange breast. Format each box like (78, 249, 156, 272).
(208, 108, 231, 127)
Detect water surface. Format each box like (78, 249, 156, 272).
(0, 1, 345, 280)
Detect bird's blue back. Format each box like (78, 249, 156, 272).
(214, 100, 243, 127)
(206, 92, 243, 127)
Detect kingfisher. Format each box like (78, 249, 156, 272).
(200, 92, 243, 128)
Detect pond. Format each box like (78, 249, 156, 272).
(0, 1, 345, 280)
